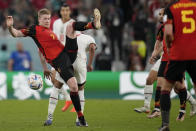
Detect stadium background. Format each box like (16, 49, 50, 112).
(0, 0, 195, 100)
(1, 0, 196, 131)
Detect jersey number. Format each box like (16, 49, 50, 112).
(181, 10, 195, 34)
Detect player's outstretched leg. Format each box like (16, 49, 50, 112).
(72, 8, 101, 31)
(134, 70, 157, 113)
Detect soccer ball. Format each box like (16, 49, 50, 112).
(28, 74, 43, 90)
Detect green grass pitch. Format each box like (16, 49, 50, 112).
(0, 99, 196, 131)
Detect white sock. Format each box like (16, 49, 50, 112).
(48, 87, 59, 120)
(79, 89, 85, 112)
(144, 84, 153, 109)
(187, 91, 196, 105)
(76, 89, 85, 122)
(60, 85, 71, 101)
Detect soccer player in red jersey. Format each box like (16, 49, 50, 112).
(134, 8, 196, 119)
(6, 8, 101, 127)
(159, 0, 196, 130)
(148, 21, 196, 120)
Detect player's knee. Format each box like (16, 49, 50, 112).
(67, 77, 78, 92)
(70, 85, 78, 92)
(174, 81, 184, 90)
(157, 80, 162, 87)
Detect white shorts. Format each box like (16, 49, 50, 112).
(151, 58, 161, 72)
(52, 58, 87, 85)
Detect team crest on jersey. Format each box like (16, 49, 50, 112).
(50, 34, 55, 40)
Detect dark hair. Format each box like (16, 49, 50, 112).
(58, 3, 70, 18)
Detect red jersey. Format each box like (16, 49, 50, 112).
(21, 25, 64, 63)
(164, 0, 196, 60)
(156, 24, 169, 61)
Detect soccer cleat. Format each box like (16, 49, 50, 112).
(190, 102, 196, 117)
(176, 110, 185, 122)
(147, 109, 161, 118)
(43, 119, 52, 126)
(159, 125, 170, 131)
(76, 121, 80, 126)
(78, 116, 88, 127)
(134, 106, 150, 113)
(70, 107, 76, 112)
(93, 8, 101, 29)
(61, 100, 73, 112)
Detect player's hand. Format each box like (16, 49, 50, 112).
(149, 56, 157, 64)
(43, 69, 52, 80)
(87, 64, 93, 72)
(6, 16, 14, 28)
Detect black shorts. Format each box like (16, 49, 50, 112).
(157, 61, 167, 77)
(51, 51, 74, 83)
(50, 36, 78, 83)
(64, 36, 78, 64)
(165, 60, 196, 83)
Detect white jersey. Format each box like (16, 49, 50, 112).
(52, 18, 96, 84)
(76, 34, 96, 61)
(54, 34, 96, 84)
(53, 18, 75, 45)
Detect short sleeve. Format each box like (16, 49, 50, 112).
(20, 25, 36, 37)
(87, 36, 96, 45)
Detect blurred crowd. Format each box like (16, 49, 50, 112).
(0, 0, 167, 71)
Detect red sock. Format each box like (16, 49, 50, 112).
(77, 111, 83, 117)
(85, 22, 94, 29)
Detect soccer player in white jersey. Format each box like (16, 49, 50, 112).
(40, 4, 97, 126)
(134, 8, 164, 113)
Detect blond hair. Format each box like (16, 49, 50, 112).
(38, 8, 51, 18)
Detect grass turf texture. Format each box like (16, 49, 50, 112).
(0, 99, 195, 131)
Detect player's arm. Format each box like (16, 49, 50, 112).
(164, 24, 173, 48)
(149, 40, 162, 64)
(163, 6, 174, 48)
(6, 16, 25, 37)
(38, 50, 52, 79)
(87, 43, 96, 72)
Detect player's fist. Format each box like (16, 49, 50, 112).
(6, 16, 14, 28)
(43, 69, 52, 80)
(149, 56, 157, 64)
